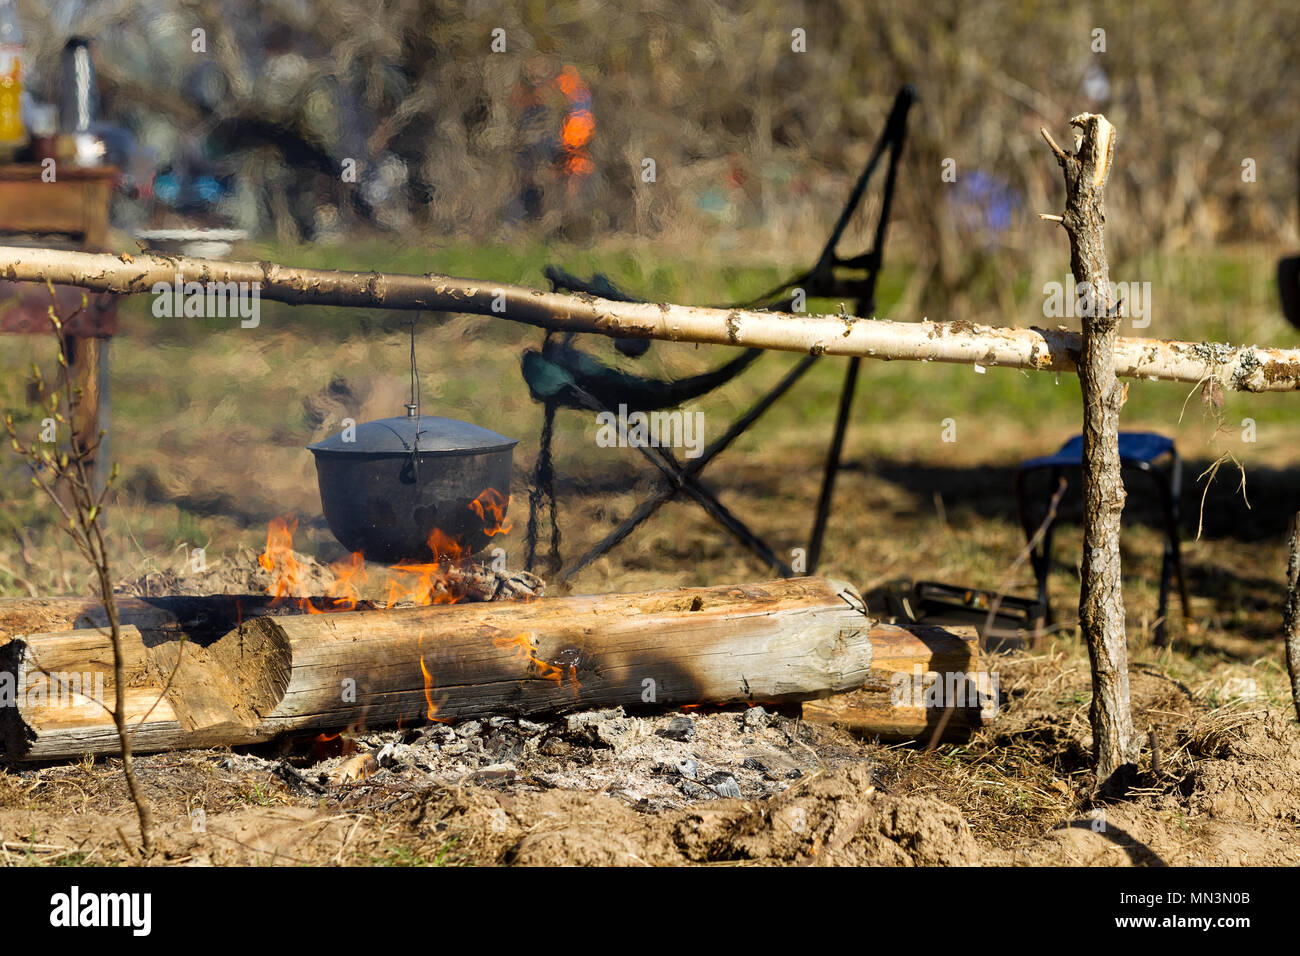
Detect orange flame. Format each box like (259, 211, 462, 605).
(259, 518, 370, 613)
(468, 489, 513, 537)
(258, 517, 304, 600)
(493, 631, 581, 690)
(385, 527, 470, 607)
(327, 551, 368, 610)
(417, 630, 440, 721)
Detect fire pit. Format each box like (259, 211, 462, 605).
(307, 407, 517, 562)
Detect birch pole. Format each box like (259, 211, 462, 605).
(1, 246, 1299, 391)
(1042, 113, 1138, 789)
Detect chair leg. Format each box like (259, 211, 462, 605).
(1150, 453, 1191, 647)
(1167, 452, 1192, 631)
(616, 426, 793, 577)
(559, 358, 818, 582)
(561, 388, 795, 582)
(1152, 468, 1175, 647)
(808, 355, 862, 573)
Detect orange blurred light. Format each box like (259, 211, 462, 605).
(560, 111, 595, 151)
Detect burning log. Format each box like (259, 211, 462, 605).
(0, 577, 986, 760)
(0, 562, 544, 648)
(0, 594, 281, 645)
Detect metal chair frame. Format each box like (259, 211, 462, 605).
(523, 87, 916, 583)
(1013, 434, 1192, 646)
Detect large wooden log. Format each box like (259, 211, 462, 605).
(0, 578, 983, 761)
(801, 622, 985, 743)
(0, 245, 1297, 390)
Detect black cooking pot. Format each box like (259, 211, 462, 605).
(307, 409, 518, 562)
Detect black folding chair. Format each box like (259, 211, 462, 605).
(522, 86, 916, 583)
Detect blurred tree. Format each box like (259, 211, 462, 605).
(12, 0, 1299, 313)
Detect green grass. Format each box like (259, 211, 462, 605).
(367, 838, 461, 867)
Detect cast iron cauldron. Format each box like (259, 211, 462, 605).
(307, 408, 517, 562)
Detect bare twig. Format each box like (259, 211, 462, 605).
(3, 290, 154, 855)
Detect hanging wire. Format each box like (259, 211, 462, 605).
(406, 313, 422, 481)
(409, 312, 422, 421)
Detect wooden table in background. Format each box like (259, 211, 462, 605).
(0, 165, 119, 493)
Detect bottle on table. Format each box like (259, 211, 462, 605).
(0, 0, 26, 161)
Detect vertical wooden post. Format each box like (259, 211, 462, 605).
(65, 334, 108, 496)
(1284, 512, 1300, 724)
(1042, 113, 1138, 790)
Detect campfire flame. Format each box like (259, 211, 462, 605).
(385, 527, 470, 607)
(492, 631, 581, 690)
(258, 518, 371, 614)
(256, 491, 521, 726)
(257, 517, 304, 599)
(328, 550, 368, 611)
(468, 489, 513, 537)
(258, 487, 513, 612)
(417, 630, 442, 721)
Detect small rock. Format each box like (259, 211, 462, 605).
(704, 771, 742, 799)
(421, 725, 456, 746)
(566, 708, 624, 732)
(470, 764, 516, 786)
(678, 780, 707, 799)
(540, 736, 571, 757)
(659, 715, 696, 742)
(566, 708, 635, 750)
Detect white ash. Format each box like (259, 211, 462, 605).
(284, 705, 872, 811)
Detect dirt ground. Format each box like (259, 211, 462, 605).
(0, 662, 1295, 866)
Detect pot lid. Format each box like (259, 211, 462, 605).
(307, 414, 518, 456)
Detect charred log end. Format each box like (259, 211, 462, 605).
(0, 638, 35, 759)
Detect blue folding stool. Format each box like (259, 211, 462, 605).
(1013, 431, 1191, 646)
